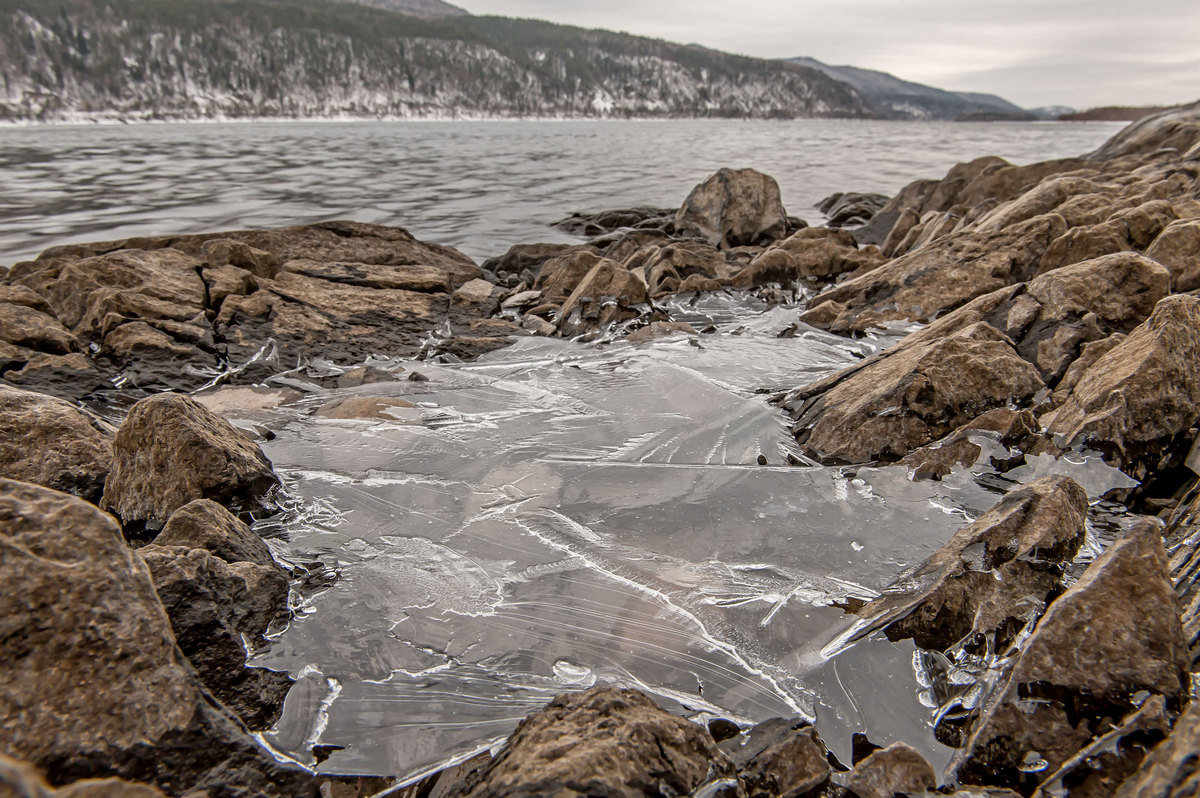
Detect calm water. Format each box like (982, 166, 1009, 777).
(3, 119, 1135, 782)
(0, 119, 1123, 266)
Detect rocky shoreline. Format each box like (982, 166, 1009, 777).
(2, 103, 1200, 797)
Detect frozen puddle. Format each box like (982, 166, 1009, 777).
(237, 302, 1135, 778)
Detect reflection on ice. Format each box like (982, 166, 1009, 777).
(237, 307, 1139, 779)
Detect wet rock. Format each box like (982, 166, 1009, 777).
(451, 686, 737, 798)
(841, 743, 936, 798)
(708, 718, 742, 743)
(731, 229, 884, 287)
(483, 243, 583, 280)
(2, 352, 109, 400)
(720, 718, 830, 798)
(855, 475, 1088, 652)
(1113, 699, 1200, 798)
(0, 478, 316, 797)
(818, 191, 890, 229)
(626, 241, 736, 296)
(0, 302, 77, 354)
(452, 278, 504, 317)
(100, 321, 213, 389)
(0, 752, 166, 797)
(101, 392, 279, 533)
(315, 396, 421, 422)
(676, 168, 789, 249)
(557, 257, 648, 321)
(807, 214, 1067, 334)
(0, 385, 114, 503)
(1145, 218, 1200, 291)
(625, 321, 697, 343)
(154, 498, 276, 569)
(554, 208, 677, 238)
(1041, 295, 1200, 480)
(140, 544, 292, 730)
(898, 408, 1041, 480)
(781, 322, 1045, 464)
(535, 249, 644, 308)
(1032, 696, 1172, 798)
(953, 524, 1189, 793)
(1164, 490, 1200, 665)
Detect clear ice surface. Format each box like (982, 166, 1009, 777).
(239, 301, 1139, 779)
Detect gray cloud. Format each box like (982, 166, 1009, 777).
(455, 0, 1200, 109)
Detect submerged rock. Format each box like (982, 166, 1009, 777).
(450, 686, 737, 798)
(676, 168, 789, 249)
(855, 475, 1088, 652)
(953, 524, 1189, 793)
(0, 385, 114, 503)
(0, 478, 316, 797)
(101, 392, 279, 533)
(782, 321, 1044, 463)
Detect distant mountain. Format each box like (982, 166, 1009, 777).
(0, 0, 870, 122)
(344, 0, 467, 17)
(788, 57, 1026, 121)
(1058, 106, 1173, 122)
(1029, 105, 1076, 120)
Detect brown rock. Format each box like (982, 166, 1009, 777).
(283, 258, 453, 293)
(1089, 102, 1200, 160)
(201, 263, 259, 309)
(557, 257, 648, 321)
(0, 284, 54, 314)
(721, 718, 830, 798)
(0, 385, 114, 503)
(675, 168, 789, 248)
(101, 392, 279, 533)
(1042, 295, 1200, 479)
(953, 524, 1189, 792)
(200, 238, 280, 280)
(0, 479, 317, 797)
(1145, 219, 1200, 291)
(154, 499, 276, 569)
(483, 243, 581, 281)
(100, 322, 210, 389)
(315, 396, 421, 422)
(0, 752, 166, 797)
(782, 322, 1045, 463)
(452, 278, 504, 316)
(451, 686, 737, 798)
(140, 545, 292, 731)
(1113, 700, 1200, 798)
(842, 743, 936, 798)
(855, 475, 1088, 652)
(0, 302, 77, 354)
(898, 408, 1041, 480)
(1, 352, 108, 400)
(731, 229, 883, 287)
(535, 249, 615, 303)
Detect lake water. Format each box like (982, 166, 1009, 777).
(0, 119, 1123, 266)
(2, 119, 1136, 783)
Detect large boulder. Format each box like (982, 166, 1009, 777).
(1145, 218, 1200, 291)
(1089, 101, 1200, 160)
(1042, 294, 1200, 481)
(0, 478, 317, 797)
(781, 322, 1045, 463)
(675, 168, 789, 249)
(450, 686, 737, 798)
(101, 392, 279, 534)
(854, 475, 1088, 652)
(139, 545, 292, 730)
(0, 386, 114, 503)
(952, 524, 1189, 793)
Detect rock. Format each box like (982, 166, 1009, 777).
(1089, 101, 1200, 160)
(1145, 219, 1200, 291)
(731, 229, 883, 287)
(720, 718, 830, 798)
(153, 499, 276, 569)
(0, 284, 54, 314)
(1051, 333, 1126, 401)
(1113, 699, 1200, 798)
(0, 385, 114, 503)
(625, 322, 697, 343)
(553, 208, 677, 238)
(953, 524, 1189, 792)
(140, 544, 292, 731)
(1032, 696, 1172, 798)
(855, 475, 1088, 652)
(626, 241, 735, 296)
(841, 743, 936, 798)
(781, 322, 1045, 463)
(450, 686, 737, 798)
(675, 168, 789, 249)
(0, 302, 77, 354)
(501, 289, 543, 309)
(818, 192, 890, 229)
(2, 352, 109, 400)
(101, 392, 279, 534)
(452, 278, 504, 316)
(898, 408, 1041, 480)
(314, 396, 421, 422)
(556, 257, 648, 322)
(708, 718, 742, 743)
(0, 478, 316, 797)
(201, 264, 259, 310)
(200, 238, 280, 280)
(535, 249, 614, 303)
(100, 321, 212, 389)
(807, 213, 1068, 334)
(1042, 295, 1200, 481)
(483, 243, 581, 279)
(0, 752, 166, 797)
(334, 365, 397, 388)
(283, 258, 453, 293)
(192, 385, 303, 414)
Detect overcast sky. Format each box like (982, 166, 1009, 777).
(454, 0, 1200, 110)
